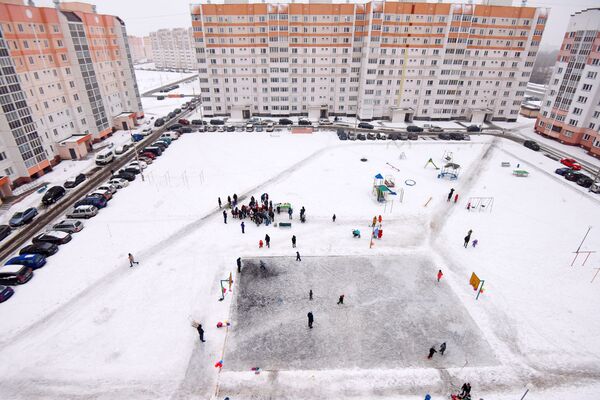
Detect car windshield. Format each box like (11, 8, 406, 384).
(12, 212, 23, 218)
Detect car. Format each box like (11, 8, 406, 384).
(266, 123, 274, 132)
(386, 132, 397, 140)
(590, 183, 600, 194)
(32, 230, 72, 245)
(319, 118, 332, 125)
(19, 243, 58, 258)
(89, 189, 112, 201)
(217, 126, 226, 132)
(279, 118, 293, 125)
(523, 140, 540, 151)
(0, 225, 12, 241)
(560, 158, 582, 171)
(74, 195, 108, 209)
(154, 118, 165, 127)
(196, 125, 207, 133)
(467, 125, 481, 132)
(245, 124, 254, 132)
(52, 219, 84, 233)
(138, 156, 153, 165)
(42, 185, 66, 206)
(188, 104, 196, 110)
(438, 132, 452, 140)
(191, 119, 205, 125)
(462, 133, 471, 141)
(564, 171, 584, 182)
(140, 151, 156, 160)
(178, 118, 190, 125)
(426, 125, 443, 133)
(162, 131, 178, 141)
(210, 119, 225, 125)
(167, 124, 182, 131)
(174, 108, 182, 114)
(358, 122, 374, 129)
(576, 176, 594, 188)
(64, 173, 86, 189)
(357, 133, 366, 141)
(398, 132, 409, 140)
(225, 125, 235, 132)
(109, 178, 129, 189)
(9, 207, 38, 227)
(129, 160, 147, 170)
(143, 146, 162, 157)
(367, 132, 377, 140)
(407, 125, 424, 133)
(141, 126, 153, 135)
(66, 205, 98, 219)
(207, 125, 218, 132)
(97, 183, 117, 194)
(5, 253, 47, 269)
(153, 141, 168, 150)
(0, 285, 14, 302)
(450, 132, 464, 141)
(0, 265, 33, 286)
(377, 132, 387, 140)
(121, 166, 141, 175)
(338, 132, 348, 140)
(408, 132, 419, 140)
(115, 144, 132, 155)
(298, 119, 312, 126)
(167, 112, 176, 119)
(555, 167, 571, 176)
(347, 132, 357, 141)
(180, 126, 192, 133)
(156, 95, 165, 100)
(255, 126, 264, 133)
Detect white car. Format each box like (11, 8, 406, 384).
(142, 126, 153, 135)
(115, 144, 132, 155)
(319, 118, 332, 125)
(108, 178, 129, 189)
(129, 160, 147, 170)
(97, 183, 117, 194)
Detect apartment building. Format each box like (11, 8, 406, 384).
(190, 0, 547, 122)
(150, 28, 196, 71)
(143, 35, 153, 61)
(0, 0, 143, 188)
(535, 8, 600, 157)
(128, 34, 146, 62)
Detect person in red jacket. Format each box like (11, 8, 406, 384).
(437, 269, 443, 282)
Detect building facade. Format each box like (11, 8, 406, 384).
(535, 8, 600, 157)
(0, 0, 143, 187)
(142, 35, 153, 61)
(150, 27, 195, 71)
(190, 0, 547, 122)
(128, 34, 146, 62)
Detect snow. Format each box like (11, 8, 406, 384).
(0, 129, 599, 399)
(133, 69, 196, 93)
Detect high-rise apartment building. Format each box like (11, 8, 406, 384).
(0, 0, 143, 187)
(150, 28, 196, 71)
(143, 35, 153, 61)
(128, 35, 146, 62)
(535, 8, 600, 157)
(190, 0, 547, 122)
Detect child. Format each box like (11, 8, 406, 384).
(472, 239, 478, 248)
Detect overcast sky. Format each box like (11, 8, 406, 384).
(37, 0, 600, 51)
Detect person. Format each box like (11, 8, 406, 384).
(464, 230, 472, 248)
(223, 210, 227, 224)
(440, 342, 446, 355)
(437, 269, 443, 282)
(288, 208, 293, 220)
(241, 221, 245, 234)
(259, 240, 263, 248)
(237, 257, 242, 273)
(292, 235, 296, 248)
(332, 214, 336, 222)
(467, 202, 471, 211)
(353, 229, 361, 238)
(454, 193, 459, 203)
(218, 197, 222, 209)
(460, 383, 469, 397)
(307, 311, 314, 328)
(265, 234, 270, 248)
(233, 193, 238, 204)
(378, 215, 382, 224)
(372, 216, 377, 227)
(197, 324, 205, 342)
(296, 251, 301, 261)
(277, 205, 281, 214)
(337, 294, 344, 305)
(472, 239, 478, 248)
(128, 253, 139, 267)
(428, 346, 437, 359)
(309, 289, 313, 300)
(447, 188, 455, 202)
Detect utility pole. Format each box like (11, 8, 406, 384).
(130, 129, 145, 182)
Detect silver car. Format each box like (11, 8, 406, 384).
(53, 219, 84, 233)
(66, 205, 98, 219)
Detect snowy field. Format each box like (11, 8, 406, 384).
(0, 129, 599, 400)
(134, 69, 196, 93)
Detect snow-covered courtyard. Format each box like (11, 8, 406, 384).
(0, 129, 599, 399)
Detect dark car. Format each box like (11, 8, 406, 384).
(115, 171, 136, 182)
(555, 167, 571, 176)
(338, 132, 348, 140)
(178, 119, 190, 125)
(408, 132, 419, 140)
(121, 166, 141, 175)
(42, 185, 66, 206)
(180, 127, 192, 133)
(407, 125, 423, 133)
(279, 118, 293, 125)
(357, 133, 366, 141)
(5, 254, 47, 269)
(143, 146, 163, 157)
(388, 132, 398, 140)
(157, 95, 165, 100)
(154, 118, 165, 127)
(358, 122, 374, 129)
(210, 119, 225, 125)
(577, 176, 594, 188)
(398, 132, 408, 140)
(523, 140, 540, 151)
(0, 266, 33, 286)
(298, 119, 312, 126)
(64, 173, 86, 188)
(152, 142, 168, 151)
(191, 119, 206, 125)
(167, 112, 176, 119)
(174, 108, 182, 114)
(450, 132, 464, 141)
(467, 125, 481, 132)
(167, 124, 182, 131)
(9, 208, 38, 227)
(0, 285, 14, 302)
(74, 196, 108, 209)
(438, 132, 452, 140)
(0, 225, 12, 242)
(565, 171, 584, 182)
(367, 132, 377, 140)
(226, 125, 235, 132)
(20, 242, 59, 257)
(32, 231, 72, 245)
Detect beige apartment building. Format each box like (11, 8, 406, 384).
(190, 0, 547, 122)
(128, 34, 146, 62)
(150, 27, 196, 71)
(535, 8, 600, 158)
(0, 0, 143, 188)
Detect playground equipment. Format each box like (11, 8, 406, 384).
(386, 162, 400, 172)
(442, 150, 454, 163)
(373, 173, 397, 202)
(424, 158, 440, 170)
(384, 175, 396, 187)
(513, 169, 529, 177)
(438, 163, 461, 180)
(466, 197, 494, 212)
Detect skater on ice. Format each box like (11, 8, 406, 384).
(237, 257, 242, 273)
(288, 208, 293, 220)
(464, 229, 472, 248)
(309, 289, 313, 300)
(439, 342, 446, 355)
(337, 294, 344, 305)
(296, 251, 301, 261)
(332, 214, 336, 222)
(472, 239, 478, 248)
(241, 221, 245, 234)
(218, 197, 222, 209)
(197, 324, 205, 342)
(447, 188, 455, 202)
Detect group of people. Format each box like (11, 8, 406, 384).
(427, 342, 447, 359)
(463, 229, 478, 248)
(221, 193, 278, 227)
(305, 292, 345, 329)
(447, 188, 460, 203)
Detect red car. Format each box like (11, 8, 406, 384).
(560, 158, 582, 170)
(140, 151, 156, 160)
(178, 118, 190, 125)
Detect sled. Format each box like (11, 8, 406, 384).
(512, 169, 529, 177)
(278, 222, 292, 228)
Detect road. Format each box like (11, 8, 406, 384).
(140, 74, 199, 97)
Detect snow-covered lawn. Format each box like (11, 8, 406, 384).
(134, 69, 196, 93)
(0, 131, 599, 399)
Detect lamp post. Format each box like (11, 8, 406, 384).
(129, 128, 145, 182)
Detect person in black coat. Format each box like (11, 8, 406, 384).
(439, 342, 446, 355)
(265, 234, 270, 248)
(291, 235, 296, 248)
(197, 324, 205, 342)
(296, 251, 301, 261)
(428, 346, 437, 359)
(447, 188, 455, 202)
(223, 210, 227, 224)
(307, 312, 314, 328)
(236, 257, 242, 273)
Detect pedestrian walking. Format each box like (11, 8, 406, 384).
(296, 251, 301, 261)
(472, 239, 478, 248)
(337, 294, 344, 305)
(437, 269, 443, 282)
(288, 208, 293, 220)
(223, 210, 228, 224)
(460, 383, 468, 397)
(237, 257, 242, 273)
(439, 342, 446, 355)
(427, 346, 437, 359)
(227, 196, 231, 207)
(265, 234, 270, 248)
(241, 221, 245, 234)
(307, 311, 314, 329)
(309, 289, 313, 300)
(454, 193, 459, 203)
(332, 214, 336, 222)
(110, 169, 115, 177)
(464, 229, 472, 248)
(197, 324, 205, 342)
(291, 235, 296, 248)
(378, 215, 382, 224)
(372, 216, 377, 227)
(128, 253, 139, 267)
(233, 193, 238, 204)
(447, 188, 455, 202)
(218, 197, 222, 209)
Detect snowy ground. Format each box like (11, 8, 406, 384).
(134, 69, 196, 94)
(0, 129, 599, 399)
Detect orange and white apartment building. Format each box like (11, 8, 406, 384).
(535, 8, 600, 158)
(190, 0, 547, 122)
(0, 0, 142, 189)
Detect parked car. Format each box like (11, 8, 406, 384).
(5, 253, 47, 269)
(210, 119, 225, 125)
(523, 140, 540, 151)
(467, 125, 481, 132)
(143, 146, 162, 157)
(115, 144, 131, 155)
(156, 95, 165, 100)
(555, 167, 571, 176)
(154, 118, 165, 127)
(180, 126, 192, 133)
(450, 132, 464, 140)
(560, 158, 582, 171)
(141, 126, 153, 135)
(178, 118, 190, 125)
(153, 141, 168, 150)
(347, 132, 357, 141)
(167, 124, 182, 131)
(462, 133, 471, 141)
(74, 195, 107, 209)
(88, 189, 112, 202)
(64, 173, 86, 188)
(97, 183, 117, 194)
(95, 149, 115, 165)
(140, 151, 156, 160)
(20, 242, 58, 257)
(32, 230, 72, 245)
(162, 131, 179, 141)
(407, 125, 424, 133)
(0, 225, 11, 242)
(266, 123, 275, 132)
(129, 160, 147, 170)
(108, 178, 129, 189)
(590, 183, 600, 194)
(298, 119, 312, 126)
(191, 119, 206, 125)
(279, 118, 293, 125)
(207, 125, 218, 132)
(9, 208, 38, 227)
(174, 108, 182, 114)
(0, 285, 14, 302)
(338, 132, 348, 140)
(408, 132, 419, 140)
(121, 166, 141, 175)
(167, 112, 176, 119)
(42, 185, 66, 206)
(319, 118, 332, 125)
(225, 125, 235, 132)
(357, 133, 366, 141)
(0, 265, 33, 286)
(398, 132, 409, 140)
(52, 219, 84, 233)
(138, 156, 153, 165)
(367, 132, 377, 140)
(565, 171, 584, 182)
(66, 205, 98, 219)
(426, 125, 443, 133)
(387, 132, 398, 140)
(255, 126, 264, 133)
(577, 176, 594, 188)
(245, 124, 254, 132)
(438, 132, 452, 140)
(358, 122, 374, 129)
